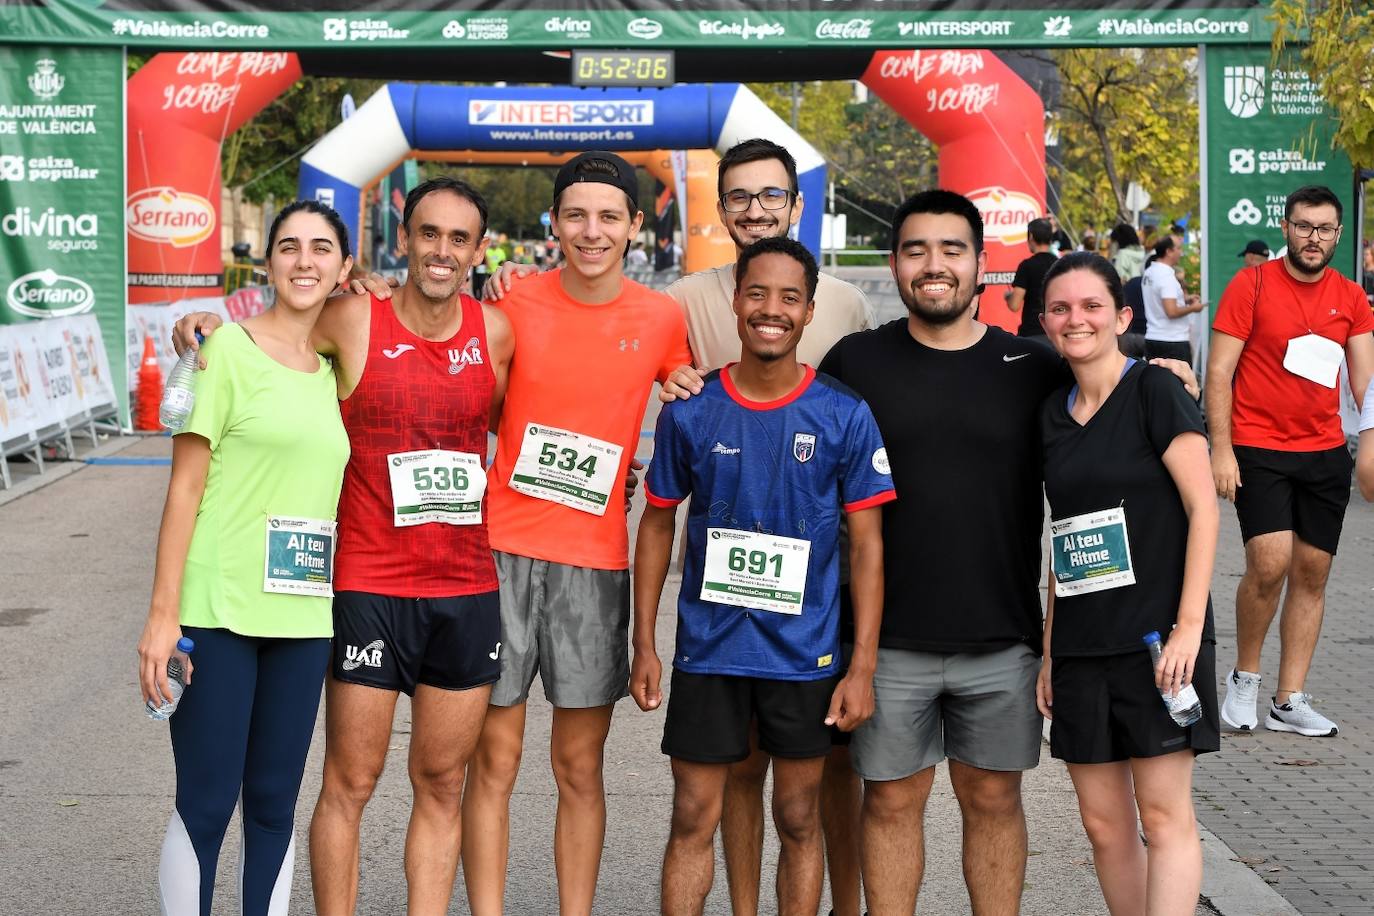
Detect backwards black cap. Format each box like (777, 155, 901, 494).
(553, 151, 639, 211)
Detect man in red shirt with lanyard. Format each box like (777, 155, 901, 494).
(1207, 184, 1374, 738)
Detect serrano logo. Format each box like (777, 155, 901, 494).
(627, 17, 663, 40)
(966, 186, 1041, 246)
(126, 187, 216, 248)
(6, 268, 94, 319)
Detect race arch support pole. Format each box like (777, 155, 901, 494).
(299, 82, 826, 268)
(861, 50, 1046, 333)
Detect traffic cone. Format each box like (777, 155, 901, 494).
(135, 334, 163, 431)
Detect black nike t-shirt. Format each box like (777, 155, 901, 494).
(1040, 362, 1215, 657)
(1012, 251, 1058, 338)
(820, 320, 1067, 653)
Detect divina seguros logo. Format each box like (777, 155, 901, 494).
(6, 269, 95, 319)
(126, 187, 216, 248)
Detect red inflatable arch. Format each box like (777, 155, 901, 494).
(863, 50, 1046, 332)
(126, 53, 302, 304)
(125, 49, 1046, 332)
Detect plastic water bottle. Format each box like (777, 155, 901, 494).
(146, 637, 195, 720)
(1143, 631, 1202, 727)
(159, 333, 202, 430)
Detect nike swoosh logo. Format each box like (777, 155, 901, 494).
(383, 344, 416, 359)
(1003, 353, 1030, 362)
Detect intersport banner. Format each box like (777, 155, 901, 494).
(1201, 45, 1356, 307)
(0, 1, 1272, 50)
(0, 46, 127, 424)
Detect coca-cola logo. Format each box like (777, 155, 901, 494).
(965, 186, 1042, 247)
(815, 18, 874, 40)
(126, 187, 217, 249)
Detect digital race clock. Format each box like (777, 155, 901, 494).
(570, 50, 675, 88)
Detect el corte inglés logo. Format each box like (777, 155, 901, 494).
(966, 186, 1042, 246)
(6, 268, 94, 318)
(126, 187, 217, 248)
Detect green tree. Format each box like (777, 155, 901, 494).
(428, 164, 557, 240)
(1270, 0, 1374, 168)
(1050, 47, 1199, 231)
(222, 77, 385, 204)
(746, 81, 936, 243)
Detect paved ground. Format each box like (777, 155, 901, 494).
(0, 427, 1324, 915)
(1195, 494, 1374, 914)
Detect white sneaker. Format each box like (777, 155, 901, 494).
(1220, 668, 1261, 730)
(1266, 693, 1339, 737)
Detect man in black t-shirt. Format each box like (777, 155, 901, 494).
(1007, 217, 1058, 340)
(818, 190, 1064, 914)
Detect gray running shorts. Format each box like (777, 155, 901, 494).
(851, 643, 1042, 780)
(490, 550, 630, 708)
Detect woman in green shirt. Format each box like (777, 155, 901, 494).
(137, 200, 353, 916)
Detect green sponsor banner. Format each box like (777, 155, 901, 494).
(0, 2, 1272, 50)
(0, 45, 127, 426)
(1202, 45, 1356, 307)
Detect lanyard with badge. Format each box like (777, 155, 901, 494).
(700, 528, 811, 616)
(1279, 277, 1344, 388)
(509, 423, 624, 516)
(263, 516, 336, 596)
(1050, 506, 1135, 597)
(387, 449, 487, 526)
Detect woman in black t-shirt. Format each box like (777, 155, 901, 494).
(1034, 253, 1220, 916)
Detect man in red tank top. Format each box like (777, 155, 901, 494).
(174, 178, 514, 916)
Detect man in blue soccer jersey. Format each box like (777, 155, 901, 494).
(631, 237, 894, 915)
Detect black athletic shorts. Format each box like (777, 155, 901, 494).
(331, 590, 501, 696)
(662, 670, 840, 763)
(1049, 642, 1220, 764)
(1233, 444, 1353, 555)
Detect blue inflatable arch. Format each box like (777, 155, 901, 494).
(299, 83, 827, 259)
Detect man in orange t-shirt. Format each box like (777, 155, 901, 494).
(461, 152, 692, 916)
(1206, 184, 1374, 739)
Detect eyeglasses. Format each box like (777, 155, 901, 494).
(720, 187, 793, 213)
(1289, 221, 1340, 241)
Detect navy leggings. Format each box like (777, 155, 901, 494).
(159, 627, 329, 916)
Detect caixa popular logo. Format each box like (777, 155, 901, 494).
(126, 187, 216, 248)
(966, 186, 1042, 247)
(6, 268, 94, 319)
